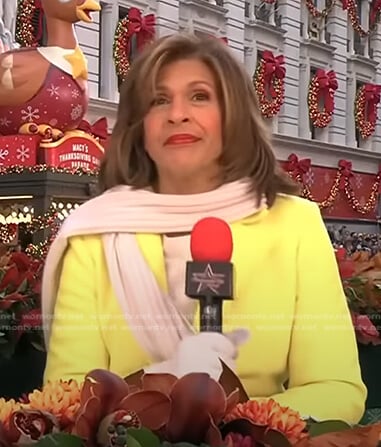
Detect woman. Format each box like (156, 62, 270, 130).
(42, 33, 366, 423)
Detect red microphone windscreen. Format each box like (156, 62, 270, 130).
(190, 217, 233, 262)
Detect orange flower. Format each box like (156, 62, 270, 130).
(0, 398, 22, 426)
(225, 398, 307, 444)
(25, 380, 81, 431)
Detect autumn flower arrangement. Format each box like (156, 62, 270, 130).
(0, 368, 379, 447)
(0, 249, 44, 359)
(335, 247, 381, 345)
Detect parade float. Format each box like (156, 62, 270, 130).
(0, 0, 109, 253)
(0, 0, 110, 399)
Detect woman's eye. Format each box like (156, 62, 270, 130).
(192, 92, 210, 101)
(151, 97, 168, 106)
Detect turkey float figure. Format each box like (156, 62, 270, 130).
(0, 0, 101, 141)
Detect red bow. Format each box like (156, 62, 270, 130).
(340, 0, 348, 9)
(315, 69, 338, 114)
(286, 153, 311, 177)
(127, 8, 156, 50)
(338, 159, 353, 190)
(220, 37, 228, 45)
(364, 83, 381, 123)
(78, 117, 109, 140)
(262, 50, 286, 98)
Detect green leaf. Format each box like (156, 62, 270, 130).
(308, 420, 352, 437)
(126, 434, 143, 447)
(127, 428, 160, 447)
(34, 433, 84, 447)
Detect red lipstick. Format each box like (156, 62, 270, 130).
(164, 133, 200, 145)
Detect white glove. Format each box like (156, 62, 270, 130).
(145, 329, 250, 380)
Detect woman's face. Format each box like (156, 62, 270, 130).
(143, 58, 223, 194)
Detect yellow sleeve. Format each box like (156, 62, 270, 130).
(43, 236, 109, 384)
(270, 201, 366, 424)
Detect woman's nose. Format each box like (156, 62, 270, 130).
(167, 98, 190, 123)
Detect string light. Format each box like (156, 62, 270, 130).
(303, 0, 380, 36)
(15, 0, 40, 47)
(0, 166, 93, 247)
(308, 72, 337, 128)
(343, 0, 370, 37)
(0, 224, 17, 244)
(113, 16, 131, 82)
(0, 164, 98, 177)
(304, 0, 333, 18)
(354, 85, 378, 139)
(253, 56, 285, 119)
(287, 164, 380, 215)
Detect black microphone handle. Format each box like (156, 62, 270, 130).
(199, 295, 223, 333)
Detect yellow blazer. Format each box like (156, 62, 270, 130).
(44, 194, 366, 423)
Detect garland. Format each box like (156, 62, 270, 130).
(340, 0, 381, 36)
(302, 0, 381, 36)
(304, 0, 333, 18)
(113, 8, 156, 83)
(15, 0, 44, 47)
(0, 206, 58, 243)
(308, 69, 338, 128)
(0, 164, 98, 176)
(113, 16, 131, 82)
(0, 224, 17, 244)
(0, 165, 97, 252)
(253, 50, 286, 118)
(354, 83, 381, 139)
(285, 154, 380, 215)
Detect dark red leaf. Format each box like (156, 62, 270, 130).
(169, 373, 227, 423)
(74, 395, 101, 441)
(80, 369, 130, 413)
(166, 407, 212, 445)
(0, 266, 19, 289)
(141, 373, 177, 395)
(119, 390, 171, 430)
(10, 252, 31, 272)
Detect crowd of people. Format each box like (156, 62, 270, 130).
(327, 224, 381, 255)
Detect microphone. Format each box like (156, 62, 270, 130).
(185, 217, 233, 332)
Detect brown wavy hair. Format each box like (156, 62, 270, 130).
(99, 33, 299, 206)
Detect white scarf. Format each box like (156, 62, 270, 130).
(41, 179, 267, 361)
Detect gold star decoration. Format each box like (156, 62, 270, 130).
(64, 47, 88, 80)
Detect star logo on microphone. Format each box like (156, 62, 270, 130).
(192, 264, 225, 294)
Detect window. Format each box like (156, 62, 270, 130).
(244, 2, 250, 18)
(254, 0, 272, 23)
